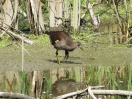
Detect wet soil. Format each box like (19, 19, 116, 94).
(0, 41, 132, 71)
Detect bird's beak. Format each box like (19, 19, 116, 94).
(80, 47, 84, 51)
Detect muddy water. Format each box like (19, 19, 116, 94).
(0, 42, 132, 98)
(0, 42, 132, 71)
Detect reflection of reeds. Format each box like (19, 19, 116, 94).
(19, 71, 29, 94)
(86, 64, 132, 91)
(44, 75, 52, 99)
(1, 65, 132, 99)
(128, 64, 132, 90)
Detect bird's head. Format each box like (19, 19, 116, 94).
(75, 41, 83, 51)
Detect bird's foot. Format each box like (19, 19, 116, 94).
(64, 55, 68, 60)
(56, 55, 60, 64)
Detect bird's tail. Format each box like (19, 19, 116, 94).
(45, 31, 50, 35)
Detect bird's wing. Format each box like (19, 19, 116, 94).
(61, 33, 73, 46)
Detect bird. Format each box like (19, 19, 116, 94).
(45, 31, 83, 64)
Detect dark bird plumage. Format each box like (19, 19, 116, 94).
(45, 31, 83, 64)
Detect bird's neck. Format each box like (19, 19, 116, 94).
(64, 42, 77, 51)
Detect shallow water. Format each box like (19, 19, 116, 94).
(0, 42, 132, 71)
(0, 42, 132, 98)
(0, 65, 131, 99)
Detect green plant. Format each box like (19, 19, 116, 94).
(0, 36, 10, 47)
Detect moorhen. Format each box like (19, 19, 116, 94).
(45, 31, 83, 64)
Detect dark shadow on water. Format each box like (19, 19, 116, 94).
(60, 56, 96, 60)
(47, 56, 95, 64)
(80, 57, 96, 60)
(47, 59, 82, 64)
(61, 60, 82, 64)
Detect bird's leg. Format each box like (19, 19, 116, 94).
(64, 51, 69, 60)
(56, 50, 60, 64)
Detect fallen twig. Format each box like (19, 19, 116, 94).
(92, 90, 132, 96)
(0, 19, 33, 45)
(86, 32, 108, 39)
(124, 37, 132, 44)
(88, 86, 97, 99)
(53, 86, 104, 99)
(0, 92, 36, 99)
(53, 86, 132, 99)
(0, 27, 33, 45)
